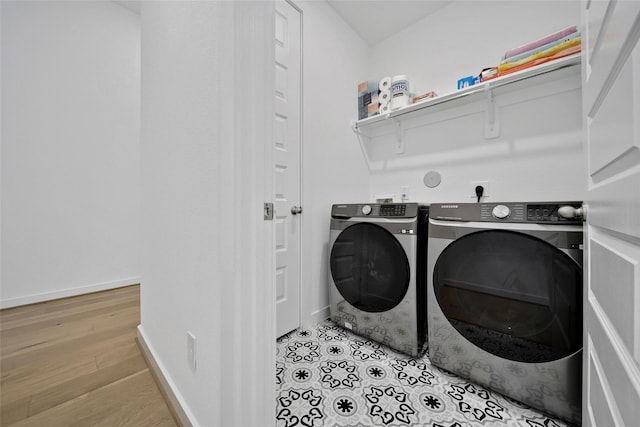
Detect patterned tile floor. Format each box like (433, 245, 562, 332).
(276, 320, 574, 427)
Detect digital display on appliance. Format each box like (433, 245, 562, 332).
(379, 204, 406, 216)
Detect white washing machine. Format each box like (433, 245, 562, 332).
(427, 202, 583, 425)
(328, 203, 429, 356)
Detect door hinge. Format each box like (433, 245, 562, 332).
(264, 202, 274, 220)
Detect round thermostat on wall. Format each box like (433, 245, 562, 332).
(423, 171, 442, 188)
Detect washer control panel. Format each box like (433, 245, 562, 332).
(332, 203, 418, 218)
(431, 202, 583, 224)
(482, 203, 525, 221)
(491, 204, 511, 219)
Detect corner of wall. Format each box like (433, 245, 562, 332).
(136, 325, 198, 427)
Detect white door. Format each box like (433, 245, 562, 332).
(582, 1, 640, 425)
(274, 0, 302, 338)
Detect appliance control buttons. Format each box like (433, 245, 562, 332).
(492, 204, 511, 219)
(362, 205, 372, 215)
(380, 204, 406, 216)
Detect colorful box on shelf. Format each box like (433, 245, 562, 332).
(358, 80, 380, 120)
(412, 91, 437, 103)
(481, 67, 498, 81)
(457, 74, 481, 89)
(358, 81, 377, 94)
(456, 66, 498, 90)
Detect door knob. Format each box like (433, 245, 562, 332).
(558, 205, 586, 221)
(290, 206, 303, 215)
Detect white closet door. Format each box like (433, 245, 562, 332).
(275, 0, 302, 338)
(582, 1, 640, 425)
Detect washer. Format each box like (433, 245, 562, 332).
(328, 203, 429, 356)
(427, 202, 583, 424)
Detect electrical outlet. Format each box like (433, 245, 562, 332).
(187, 331, 196, 370)
(400, 186, 409, 202)
(471, 181, 490, 200)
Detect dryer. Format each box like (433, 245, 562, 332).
(427, 202, 583, 424)
(328, 203, 429, 356)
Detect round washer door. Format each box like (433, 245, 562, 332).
(330, 223, 409, 313)
(433, 229, 582, 363)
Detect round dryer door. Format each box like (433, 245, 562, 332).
(433, 229, 582, 363)
(330, 223, 409, 313)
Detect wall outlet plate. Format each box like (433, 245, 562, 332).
(471, 181, 490, 199)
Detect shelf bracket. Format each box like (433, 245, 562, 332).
(392, 118, 405, 154)
(484, 86, 500, 139)
(351, 120, 372, 171)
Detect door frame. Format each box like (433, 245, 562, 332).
(289, 0, 308, 332)
(275, 0, 306, 335)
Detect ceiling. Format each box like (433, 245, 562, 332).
(112, 0, 140, 14)
(113, 1, 452, 46)
(326, 0, 453, 45)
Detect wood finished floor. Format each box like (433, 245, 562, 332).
(0, 285, 177, 427)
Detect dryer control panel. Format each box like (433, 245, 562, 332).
(332, 203, 420, 218)
(431, 202, 583, 224)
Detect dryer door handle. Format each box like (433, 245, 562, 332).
(291, 206, 303, 215)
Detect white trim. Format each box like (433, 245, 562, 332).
(308, 306, 330, 327)
(295, 0, 305, 342)
(230, 2, 276, 426)
(136, 325, 198, 427)
(262, 3, 277, 425)
(0, 277, 141, 309)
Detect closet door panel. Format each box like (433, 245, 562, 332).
(582, 1, 640, 426)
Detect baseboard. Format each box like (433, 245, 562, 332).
(136, 325, 195, 427)
(306, 306, 330, 328)
(0, 277, 141, 309)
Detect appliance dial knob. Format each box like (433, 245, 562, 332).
(492, 204, 510, 219)
(362, 205, 372, 215)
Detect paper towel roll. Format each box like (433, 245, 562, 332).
(379, 103, 391, 114)
(378, 89, 391, 106)
(390, 75, 410, 110)
(379, 76, 392, 91)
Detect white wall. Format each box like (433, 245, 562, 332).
(370, 0, 581, 96)
(139, 2, 274, 426)
(366, 70, 585, 203)
(298, 0, 370, 328)
(1, 1, 141, 308)
(365, 0, 584, 204)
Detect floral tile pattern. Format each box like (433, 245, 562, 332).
(276, 320, 575, 427)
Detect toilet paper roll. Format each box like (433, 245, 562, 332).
(391, 75, 407, 84)
(378, 89, 391, 106)
(379, 103, 391, 114)
(390, 75, 410, 110)
(379, 76, 392, 91)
